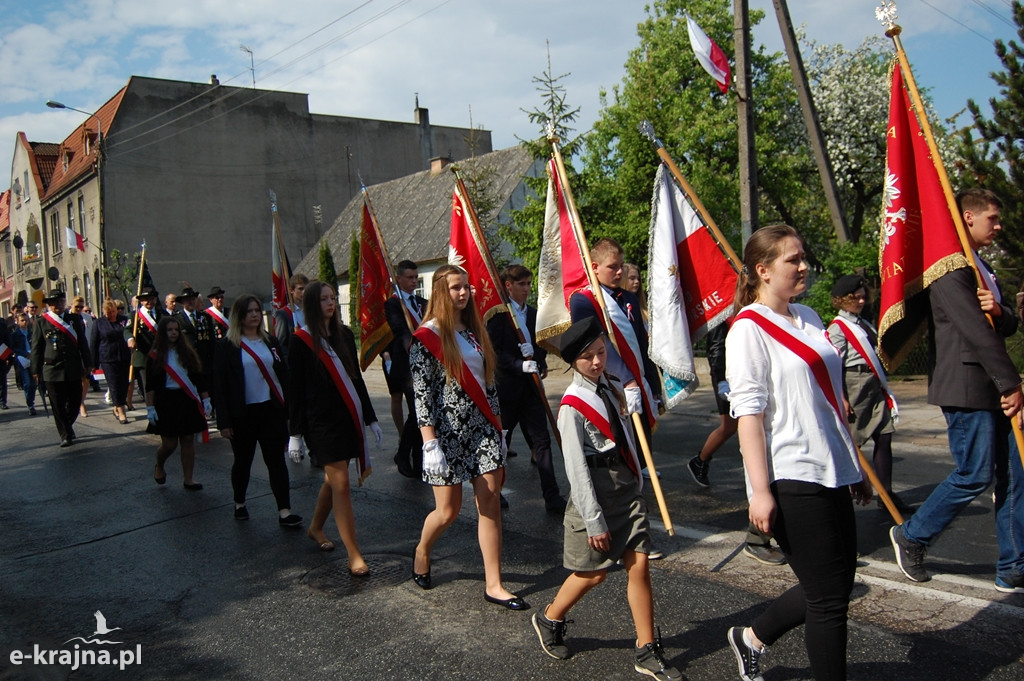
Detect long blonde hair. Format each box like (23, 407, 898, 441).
(226, 294, 270, 347)
(733, 224, 801, 312)
(422, 265, 496, 385)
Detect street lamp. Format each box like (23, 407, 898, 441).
(46, 99, 107, 304)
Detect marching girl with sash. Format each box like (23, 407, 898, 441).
(530, 317, 681, 681)
(214, 295, 301, 527)
(146, 316, 211, 490)
(408, 265, 525, 610)
(287, 281, 382, 574)
(826, 274, 911, 514)
(725, 225, 872, 681)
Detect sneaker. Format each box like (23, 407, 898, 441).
(890, 524, 929, 582)
(743, 543, 787, 566)
(687, 455, 711, 487)
(727, 626, 765, 681)
(634, 636, 682, 680)
(641, 468, 661, 479)
(648, 547, 665, 561)
(278, 514, 303, 527)
(234, 506, 249, 521)
(995, 572, 1024, 594)
(531, 610, 571, 659)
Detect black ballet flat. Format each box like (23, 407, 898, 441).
(484, 593, 529, 611)
(411, 569, 432, 590)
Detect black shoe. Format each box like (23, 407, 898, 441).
(484, 592, 529, 611)
(411, 569, 432, 590)
(532, 610, 571, 659)
(500, 493, 509, 509)
(278, 514, 303, 527)
(728, 626, 766, 681)
(28, 407, 37, 416)
(234, 506, 249, 521)
(545, 496, 567, 515)
(59, 439, 72, 448)
(634, 635, 682, 680)
(687, 455, 710, 487)
(183, 482, 203, 491)
(0, 403, 8, 410)
(890, 524, 929, 582)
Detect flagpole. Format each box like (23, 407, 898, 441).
(128, 241, 147, 383)
(877, 1, 1024, 472)
(547, 131, 675, 537)
(450, 165, 563, 449)
(638, 121, 742, 270)
(270, 190, 292, 300)
(360, 184, 418, 335)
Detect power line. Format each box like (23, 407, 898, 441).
(914, 0, 1005, 43)
(970, 0, 1017, 28)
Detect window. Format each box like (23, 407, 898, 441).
(23, 171, 30, 201)
(73, 275, 81, 296)
(50, 212, 61, 255)
(78, 193, 86, 236)
(67, 201, 75, 237)
(3, 241, 11, 278)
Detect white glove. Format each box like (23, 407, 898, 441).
(288, 435, 305, 463)
(522, 360, 539, 374)
(369, 422, 384, 447)
(518, 342, 534, 358)
(202, 397, 212, 418)
(501, 429, 509, 457)
(624, 386, 642, 415)
(422, 439, 450, 477)
(146, 406, 159, 424)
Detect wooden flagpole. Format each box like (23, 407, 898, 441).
(450, 165, 562, 449)
(878, 2, 1024, 473)
(127, 241, 147, 383)
(360, 183, 418, 335)
(547, 132, 675, 536)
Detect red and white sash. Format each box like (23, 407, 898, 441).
(157, 347, 209, 443)
(240, 337, 285, 406)
(43, 310, 78, 345)
(581, 289, 656, 428)
(560, 380, 642, 486)
(294, 328, 371, 485)
(0, 343, 12, 361)
(828, 316, 899, 421)
(735, 308, 846, 426)
(412, 321, 502, 435)
(137, 308, 157, 333)
(206, 306, 229, 332)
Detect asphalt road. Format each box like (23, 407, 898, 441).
(1, 365, 1022, 681)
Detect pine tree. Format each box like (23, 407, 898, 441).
(957, 0, 1024, 277)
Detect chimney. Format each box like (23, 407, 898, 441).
(415, 93, 433, 167)
(430, 156, 453, 175)
(210, 74, 220, 85)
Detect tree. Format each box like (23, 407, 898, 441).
(318, 241, 338, 285)
(957, 0, 1024, 279)
(503, 41, 584, 271)
(102, 248, 141, 305)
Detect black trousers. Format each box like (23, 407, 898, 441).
(229, 401, 291, 510)
(44, 379, 82, 441)
(500, 383, 560, 504)
(752, 480, 857, 681)
(396, 382, 423, 473)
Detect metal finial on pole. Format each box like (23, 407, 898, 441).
(875, 1, 900, 35)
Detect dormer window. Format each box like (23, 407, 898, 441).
(61, 148, 70, 172)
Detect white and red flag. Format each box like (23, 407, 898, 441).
(358, 201, 394, 370)
(536, 158, 589, 351)
(65, 226, 84, 252)
(647, 163, 736, 408)
(686, 14, 731, 94)
(877, 63, 967, 370)
(448, 188, 503, 322)
(270, 190, 292, 313)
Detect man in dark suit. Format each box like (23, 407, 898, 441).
(30, 289, 92, 446)
(890, 188, 1024, 592)
(175, 287, 215, 411)
(273, 274, 308, 363)
(385, 259, 427, 477)
(487, 265, 565, 513)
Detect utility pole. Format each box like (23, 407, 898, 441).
(734, 0, 758, 246)
(772, 0, 851, 243)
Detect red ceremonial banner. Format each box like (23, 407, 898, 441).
(449, 190, 502, 322)
(358, 203, 394, 370)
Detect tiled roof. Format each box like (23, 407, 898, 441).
(42, 87, 127, 202)
(29, 142, 60, 191)
(0, 190, 10, 231)
(297, 145, 537, 277)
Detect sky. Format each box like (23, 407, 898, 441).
(1, 0, 1019, 184)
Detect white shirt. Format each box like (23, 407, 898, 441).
(726, 302, 861, 496)
(510, 299, 532, 347)
(241, 338, 274, 405)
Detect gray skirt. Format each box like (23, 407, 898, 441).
(563, 459, 651, 571)
(846, 370, 894, 446)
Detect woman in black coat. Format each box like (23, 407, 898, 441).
(214, 295, 300, 526)
(288, 281, 382, 574)
(90, 298, 132, 424)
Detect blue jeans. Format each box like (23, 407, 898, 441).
(904, 408, 1024, 577)
(17, 363, 36, 408)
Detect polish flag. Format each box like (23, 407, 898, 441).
(65, 226, 84, 251)
(686, 15, 731, 94)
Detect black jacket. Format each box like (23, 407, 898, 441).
(214, 335, 289, 431)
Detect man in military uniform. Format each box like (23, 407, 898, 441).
(31, 289, 92, 447)
(175, 286, 215, 414)
(203, 286, 230, 341)
(129, 286, 164, 404)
